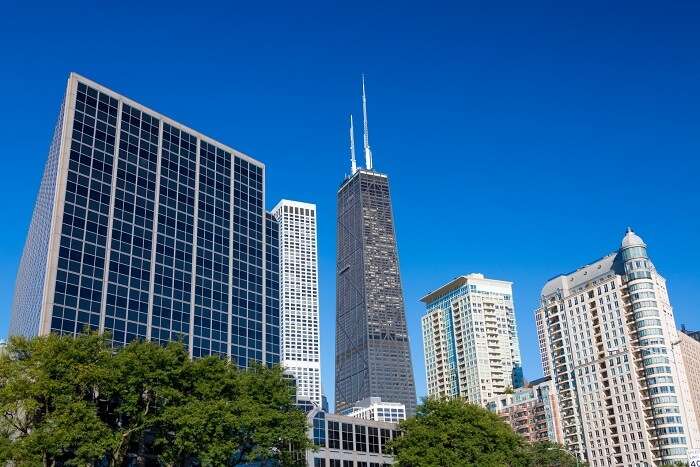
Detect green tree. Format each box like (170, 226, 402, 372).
(103, 339, 190, 466)
(0, 332, 310, 466)
(388, 398, 531, 467)
(157, 358, 309, 466)
(527, 441, 581, 467)
(0, 332, 117, 466)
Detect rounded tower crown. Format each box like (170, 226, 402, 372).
(621, 227, 646, 249)
(620, 227, 649, 262)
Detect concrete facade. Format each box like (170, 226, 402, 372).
(536, 229, 699, 466)
(272, 200, 322, 405)
(486, 377, 564, 444)
(420, 273, 522, 405)
(679, 331, 700, 433)
(307, 407, 397, 467)
(345, 397, 406, 423)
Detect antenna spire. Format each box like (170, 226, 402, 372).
(362, 74, 373, 170)
(349, 114, 357, 174)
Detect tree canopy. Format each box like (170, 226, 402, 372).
(388, 398, 581, 467)
(0, 332, 310, 466)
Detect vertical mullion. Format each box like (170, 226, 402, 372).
(145, 120, 163, 341)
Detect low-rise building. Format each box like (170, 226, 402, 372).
(307, 407, 398, 467)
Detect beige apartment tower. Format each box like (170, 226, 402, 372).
(536, 229, 699, 466)
(678, 331, 700, 434)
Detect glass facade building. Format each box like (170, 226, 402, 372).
(9, 73, 279, 367)
(335, 169, 416, 416)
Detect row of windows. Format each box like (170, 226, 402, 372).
(314, 460, 390, 467)
(316, 417, 398, 455)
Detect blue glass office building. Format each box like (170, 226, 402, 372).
(9, 73, 279, 368)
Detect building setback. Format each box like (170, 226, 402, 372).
(335, 78, 416, 416)
(10, 73, 279, 368)
(536, 229, 700, 466)
(272, 200, 322, 405)
(420, 273, 522, 404)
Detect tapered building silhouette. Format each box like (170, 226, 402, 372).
(335, 78, 416, 416)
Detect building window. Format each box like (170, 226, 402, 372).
(355, 425, 367, 452)
(380, 428, 391, 453)
(328, 421, 340, 449)
(368, 427, 379, 453)
(342, 423, 354, 450)
(314, 459, 326, 467)
(313, 412, 326, 447)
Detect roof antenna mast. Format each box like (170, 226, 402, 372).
(362, 74, 373, 170)
(350, 114, 357, 174)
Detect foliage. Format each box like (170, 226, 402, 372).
(0, 332, 310, 466)
(389, 398, 584, 467)
(388, 398, 530, 467)
(0, 332, 116, 466)
(528, 441, 581, 467)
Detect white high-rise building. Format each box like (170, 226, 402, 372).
(420, 273, 522, 405)
(272, 200, 321, 405)
(536, 229, 700, 466)
(345, 397, 407, 423)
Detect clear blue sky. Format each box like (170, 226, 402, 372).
(1, 1, 699, 406)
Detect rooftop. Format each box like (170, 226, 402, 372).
(541, 253, 620, 298)
(421, 273, 512, 304)
(621, 227, 646, 249)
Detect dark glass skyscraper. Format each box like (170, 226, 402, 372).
(335, 168, 416, 416)
(10, 73, 279, 368)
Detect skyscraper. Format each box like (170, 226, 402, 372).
(335, 77, 416, 416)
(678, 331, 700, 433)
(536, 229, 700, 465)
(10, 73, 279, 368)
(272, 200, 322, 405)
(420, 273, 522, 403)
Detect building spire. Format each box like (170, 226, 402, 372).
(349, 114, 357, 174)
(362, 74, 373, 170)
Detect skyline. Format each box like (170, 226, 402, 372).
(1, 1, 700, 409)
